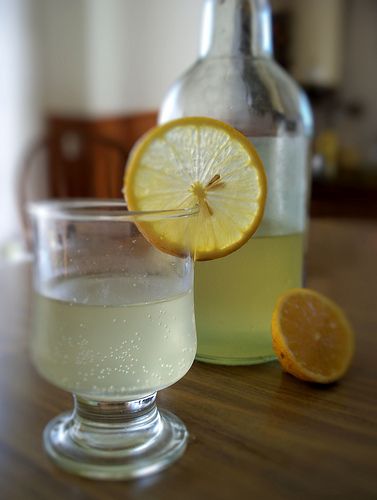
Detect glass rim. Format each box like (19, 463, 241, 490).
(28, 199, 199, 222)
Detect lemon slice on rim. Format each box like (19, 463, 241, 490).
(124, 117, 267, 261)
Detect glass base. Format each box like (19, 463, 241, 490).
(195, 352, 277, 366)
(43, 393, 188, 480)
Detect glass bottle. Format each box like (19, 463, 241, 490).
(159, 0, 313, 365)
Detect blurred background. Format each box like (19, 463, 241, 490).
(1, 0, 377, 262)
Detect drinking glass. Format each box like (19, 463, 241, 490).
(29, 200, 197, 480)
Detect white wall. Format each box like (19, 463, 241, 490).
(0, 0, 42, 250)
(339, 0, 377, 166)
(39, 0, 203, 115)
(291, 0, 344, 87)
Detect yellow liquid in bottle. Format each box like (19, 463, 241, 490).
(195, 233, 303, 364)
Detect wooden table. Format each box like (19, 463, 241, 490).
(1, 218, 376, 499)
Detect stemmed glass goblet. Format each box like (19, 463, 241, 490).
(29, 200, 197, 480)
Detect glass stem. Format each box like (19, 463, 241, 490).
(68, 393, 162, 451)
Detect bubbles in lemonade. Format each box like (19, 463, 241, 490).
(32, 275, 196, 400)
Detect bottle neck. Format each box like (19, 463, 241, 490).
(200, 0, 273, 58)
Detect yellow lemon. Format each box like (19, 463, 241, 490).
(124, 117, 266, 260)
(272, 288, 355, 383)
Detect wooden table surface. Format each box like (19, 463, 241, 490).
(1, 218, 376, 500)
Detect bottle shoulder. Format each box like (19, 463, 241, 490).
(159, 57, 313, 136)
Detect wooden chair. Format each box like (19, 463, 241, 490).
(18, 129, 129, 247)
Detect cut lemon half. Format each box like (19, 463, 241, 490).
(272, 288, 355, 384)
(123, 117, 266, 260)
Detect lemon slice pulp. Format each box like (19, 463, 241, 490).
(124, 117, 267, 260)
